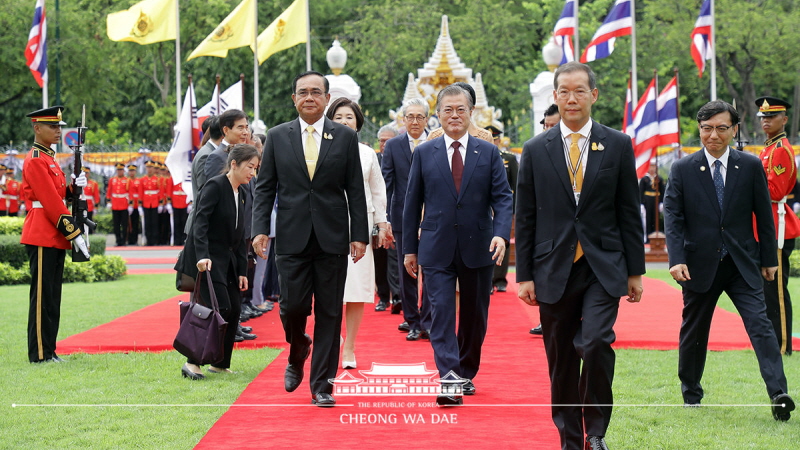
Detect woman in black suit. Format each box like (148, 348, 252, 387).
(181, 144, 260, 379)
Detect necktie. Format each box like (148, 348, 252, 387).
(304, 125, 318, 179)
(452, 141, 463, 194)
(713, 160, 728, 259)
(412, 139, 420, 152)
(569, 133, 584, 262)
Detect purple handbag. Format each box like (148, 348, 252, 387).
(173, 270, 228, 365)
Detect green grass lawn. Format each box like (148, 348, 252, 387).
(1, 271, 799, 448)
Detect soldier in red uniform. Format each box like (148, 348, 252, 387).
(170, 174, 189, 246)
(140, 161, 161, 246)
(757, 96, 800, 355)
(127, 164, 142, 245)
(21, 106, 90, 363)
(4, 167, 22, 216)
(157, 162, 172, 245)
(81, 166, 100, 224)
(0, 164, 7, 216)
(106, 162, 130, 246)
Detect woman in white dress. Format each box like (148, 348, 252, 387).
(326, 97, 392, 369)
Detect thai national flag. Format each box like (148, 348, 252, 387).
(632, 79, 659, 179)
(691, 0, 713, 77)
(580, 0, 632, 63)
(25, 0, 47, 88)
(657, 76, 680, 146)
(553, 0, 576, 64)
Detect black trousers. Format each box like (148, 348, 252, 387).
(111, 209, 129, 246)
(276, 232, 347, 395)
(128, 209, 141, 245)
(172, 207, 188, 246)
(26, 245, 66, 362)
(159, 211, 171, 245)
(374, 246, 400, 302)
(395, 231, 431, 330)
(189, 266, 242, 369)
(538, 257, 618, 450)
(143, 207, 159, 246)
(680, 255, 788, 404)
(764, 238, 794, 354)
(424, 247, 493, 380)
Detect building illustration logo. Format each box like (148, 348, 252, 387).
(329, 363, 467, 397)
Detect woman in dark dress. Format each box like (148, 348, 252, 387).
(181, 144, 260, 379)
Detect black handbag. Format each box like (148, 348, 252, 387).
(173, 270, 228, 365)
(174, 240, 198, 292)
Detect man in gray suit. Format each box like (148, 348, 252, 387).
(252, 71, 369, 407)
(184, 115, 222, 234)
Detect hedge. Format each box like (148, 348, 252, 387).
(0, 234, 106, 268)
(0, 217, 24, 235)
(1, 213, 114, 235)
(0, 254, 126, 285)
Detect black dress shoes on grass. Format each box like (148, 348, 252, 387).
(312, 392, 336, 407)
(772, 393, 795, 421)
(181, 364, 205, 380)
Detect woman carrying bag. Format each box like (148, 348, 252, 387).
(181, 144, 259, 380)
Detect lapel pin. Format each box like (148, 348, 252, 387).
(473, 150, 478, 154)
(735, 165, 739, 169)
(323, 133, 332, 140)
(700, 166, 706, 171)
(591, 142, 604, 151)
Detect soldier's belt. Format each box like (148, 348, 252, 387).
(111, 193, 129, 198)
(144, 190, 159, 195)
(32, 200, 66, 209)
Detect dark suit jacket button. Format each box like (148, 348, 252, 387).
(575, 218, 580, 222)
(457, 204, 462, 209)
(454, 224, 459, 228)
(570, 245, 575, 250)
(310, 189, 314, 194)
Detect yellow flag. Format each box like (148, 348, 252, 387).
(107, 0, 176, 45)
(187, 0, 255, 61)
(253, 0, 308, 64)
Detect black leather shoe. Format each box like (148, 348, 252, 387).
(239, 311, 251, 322)
(398, 321, 410, 332)
(462, 380, 475, 396)
(312, 392, 336, 407)
(406, 329, 421, 341)
(496, 285, 507, 292)
(375, 300, 389, 312)
(243, 304, 263, 318)
(772, 393, 795, 421)
(237, 329, 257, 340)
(436, 394, 463, 406)
(284, 363, 303, 392)
(530, 324, 543, 335)
(585, 436, 609, 450)
(420, 329, 430, 340)
(182, 364, 205, 380)
(241, 326, 253, 333)
(391, 299, 402, 314)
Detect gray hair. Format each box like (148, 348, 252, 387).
(436, 85, 474, 111)
(402, 98, 429, 117)
(378, 124, 398, 137)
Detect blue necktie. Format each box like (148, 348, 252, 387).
(713, 160, 728, 259)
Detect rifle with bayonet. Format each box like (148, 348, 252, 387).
(69, 105, 96, 262)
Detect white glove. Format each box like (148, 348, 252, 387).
(73, 235, 90, 259)
(127, 206, 133, 215)
(187, 203, 193, 214)
(138, 206, 144, 216)
(105, 202, 112, 209)
(72, 172, 88, 188)
(157, 205, 164, 214)
(166, 203, 173, 214)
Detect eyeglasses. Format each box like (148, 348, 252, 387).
(295, 89, 325, 98)
(699, 124, 735, 134)
(440, 107, 469, 117)
(405, 115, 427, 123)
(556, 89, 592, 100)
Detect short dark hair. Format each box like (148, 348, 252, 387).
(218, 109, 247, 132)
(696, 100, 740, 125)
(544, 104, 559, 118)
(436, 85, 474, 111)
(326, 97, 365, 132)
(453, 82, 477, 107)
(292, 71, 329, 94)
(204, 116, 223, 140)
(554, 62, 597, 90)
(254, 133, 266, 146)
(226, 144, 260, 172)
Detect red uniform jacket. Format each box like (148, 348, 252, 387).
(129, 176, 141, 208)
(140, 175, 161, 208)
(171, 180, 189, 209)
(759, 132, 800, 240)
(3, 178, 21, 214)
(106, 176, 131, 211)
(83, 179, 100, 213)
(20, 143, 82, 250)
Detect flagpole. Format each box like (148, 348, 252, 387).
(653, 68, 661, 237)
(573, 0, 579, 58)
(215, 74, 221, 113)
(240, 73, 246, 111)
(709, 0, 717, 100)
(630, 0, 638, 102)
(175, 0, 182, 121)
(674, 67, 683, 157)
(305, 0, 311, 70)
(252, 0, 260, 123)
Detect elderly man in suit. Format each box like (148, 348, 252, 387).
(252, 71, 369, 407)
(403, 85, 513, 406)
(664, 99, 794, 421)
(516, 62, 645, 450)
(383, 98, 433, 339)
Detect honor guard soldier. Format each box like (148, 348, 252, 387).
(127, 164, 142, 245)
(170, 174, 189, 246)
(140, 161, 161, 245)
(4, 167, 22, 216)
(157, 162, 172, 245)
(21, 106, 90, 363)
(81, 166, 100, 224)
(757, 96, 800, 355)
(0, 164, 7, 216)
(106, 162, 130, 246)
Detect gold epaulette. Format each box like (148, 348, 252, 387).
(32, 142, 55, 158)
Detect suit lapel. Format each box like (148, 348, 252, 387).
(457, 136, 480, 199)
(287, 119, 308, 180)
(433, 138, 459, 199)
(315, 117, 336, 174)
(544, 129, 576, 203)
(722, 148, 741, 220)
(402, 133, 412, 164)
(577, 121, 607, 214)
(695, 150, 722, 217)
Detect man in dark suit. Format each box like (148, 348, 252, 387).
(184, 115, 222, 234)
(403, 85, 513, 406)
(383, 97, 433, 339)
(516, 62, 645, 450)
(664, 100, 794, 421)
(252, 71, 369, 407)
(204, 109, 249, 181)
